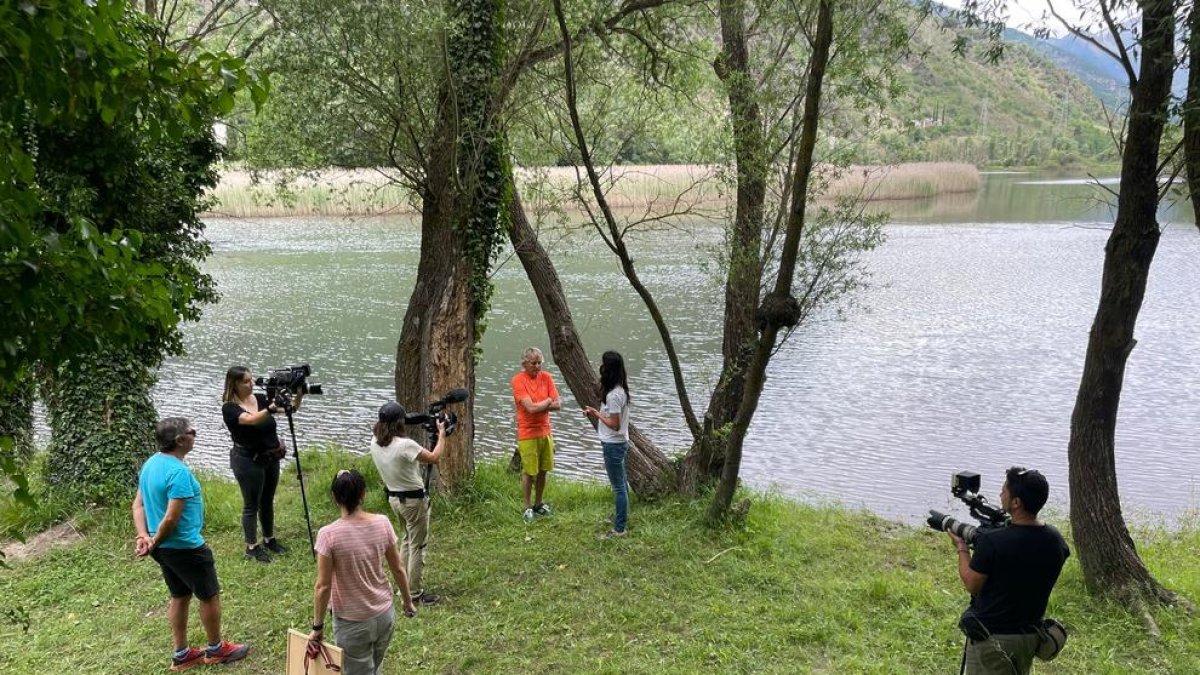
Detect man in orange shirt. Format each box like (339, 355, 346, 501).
(511, 347, 562, 523)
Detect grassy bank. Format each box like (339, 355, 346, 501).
(205, 163, 982, 219)
(2, 451, 1197, 674)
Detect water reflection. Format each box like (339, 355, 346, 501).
(881, 172, 1195, 226)
(125, 173, 1200, 525)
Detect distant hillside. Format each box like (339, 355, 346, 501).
(1004, 28, 1129, 111)
(856, 16, 1120, 168)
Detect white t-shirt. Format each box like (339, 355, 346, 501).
(370, 437, 425, 492)
(596, 386, 629, 444)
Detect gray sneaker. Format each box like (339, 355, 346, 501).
(523, 507, 535, 523)
(533, 503, 552, 517)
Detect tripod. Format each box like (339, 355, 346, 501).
(283, 406, 316, 558)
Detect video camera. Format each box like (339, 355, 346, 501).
(926, 471, 1009, 546)
(255, 363, 324, 411)
(404, 388, 469, 439)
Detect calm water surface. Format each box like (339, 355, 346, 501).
(149, 173, 1199, 524)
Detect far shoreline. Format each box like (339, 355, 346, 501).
(203, 162, 983, 219)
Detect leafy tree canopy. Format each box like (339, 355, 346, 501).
(0, 0, 266, 393)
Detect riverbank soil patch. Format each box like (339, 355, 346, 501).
(1, 520, 83, 562)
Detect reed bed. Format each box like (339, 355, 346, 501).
(205, 162, 981, 218)
(823, 162, 982, 201)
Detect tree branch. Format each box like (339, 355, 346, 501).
(1046, 0, 1137, 87)
(552, 0, 702, 439)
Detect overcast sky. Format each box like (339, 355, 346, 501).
(937, 1, 1139, 37)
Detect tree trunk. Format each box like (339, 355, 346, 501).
(681, 0, 767, 490)
(1184, 3, 1200, 232)
(41, 349, 157, 503)
(394, 84, 476, 491)
(708, 0, 833, 524)
(394, 0, 506, 492)
(1068, 0, 1182, 609)
(506, 179, 676, 498)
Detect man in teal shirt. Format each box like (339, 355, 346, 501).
(133, 417, 250, 671)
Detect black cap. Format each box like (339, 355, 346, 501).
(379, 401, 406, 422)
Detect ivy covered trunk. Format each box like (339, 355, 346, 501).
(0, 378, 36, 470)
(506, 181, 676, 498)
(681, 0, 767, 491)
(394, 0, 506, 492)
(1068, 0, 1180, 609)
(41, 349, 157, 503)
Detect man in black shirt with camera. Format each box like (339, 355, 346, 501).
(949, 467, 1070, 675)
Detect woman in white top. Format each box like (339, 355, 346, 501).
(583, 351, 631, 538)
(368, 401, 445, 605)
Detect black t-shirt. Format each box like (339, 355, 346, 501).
(959, 524, 1070, 636)
(222, 393, 281, 452)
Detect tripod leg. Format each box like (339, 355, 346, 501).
(286, 410, 316, 557)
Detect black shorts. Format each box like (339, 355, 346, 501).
(151, 545, 221, 600)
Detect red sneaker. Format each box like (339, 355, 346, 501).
(170, 647, 206, 671)
(203, 640, 250, 665)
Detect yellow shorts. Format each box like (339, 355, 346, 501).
(517, 436, 555, 475)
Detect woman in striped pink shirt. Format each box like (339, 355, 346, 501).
(308, 469, 416, 675)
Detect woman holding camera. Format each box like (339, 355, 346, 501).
(309, 469, 416, 675)
(583, 351, 632, 539)
(221, 366, 300, 563)
(369, 401, 445, 606)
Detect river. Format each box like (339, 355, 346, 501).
(148, 172, 1199, 524)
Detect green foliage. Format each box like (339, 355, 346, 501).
(852, 9, 1117, 167)
(0, 0, 261, 393)
(39, 349, 157, 504)
(0, 452, 99, 540)
(0, 380, 34, 473)
(237, 0, 446, 173)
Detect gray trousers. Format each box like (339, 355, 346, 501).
(333, 605, 395, 675)
(963, 633, 1041, 675)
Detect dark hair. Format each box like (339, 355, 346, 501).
(373, 418, 407, 446)
(223, 366, 250, 403)
(598, 351, 630, 403)
(1006, 466, 1050, 515)
(331, 469, 367, 513)
(155, 417, 191, 453)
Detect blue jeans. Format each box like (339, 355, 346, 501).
(602, 441, 629, 532)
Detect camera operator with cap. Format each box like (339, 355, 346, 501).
(949, 467, 1070, 675)
(369, 401, 446, 606)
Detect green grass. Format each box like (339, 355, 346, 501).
(2, 450, 1199, 673)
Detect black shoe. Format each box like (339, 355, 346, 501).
(533, 503, 553, 516)
(264, 539, 289, 555)
(244, 545, 271, 564)
(412, 591, 440, 606)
